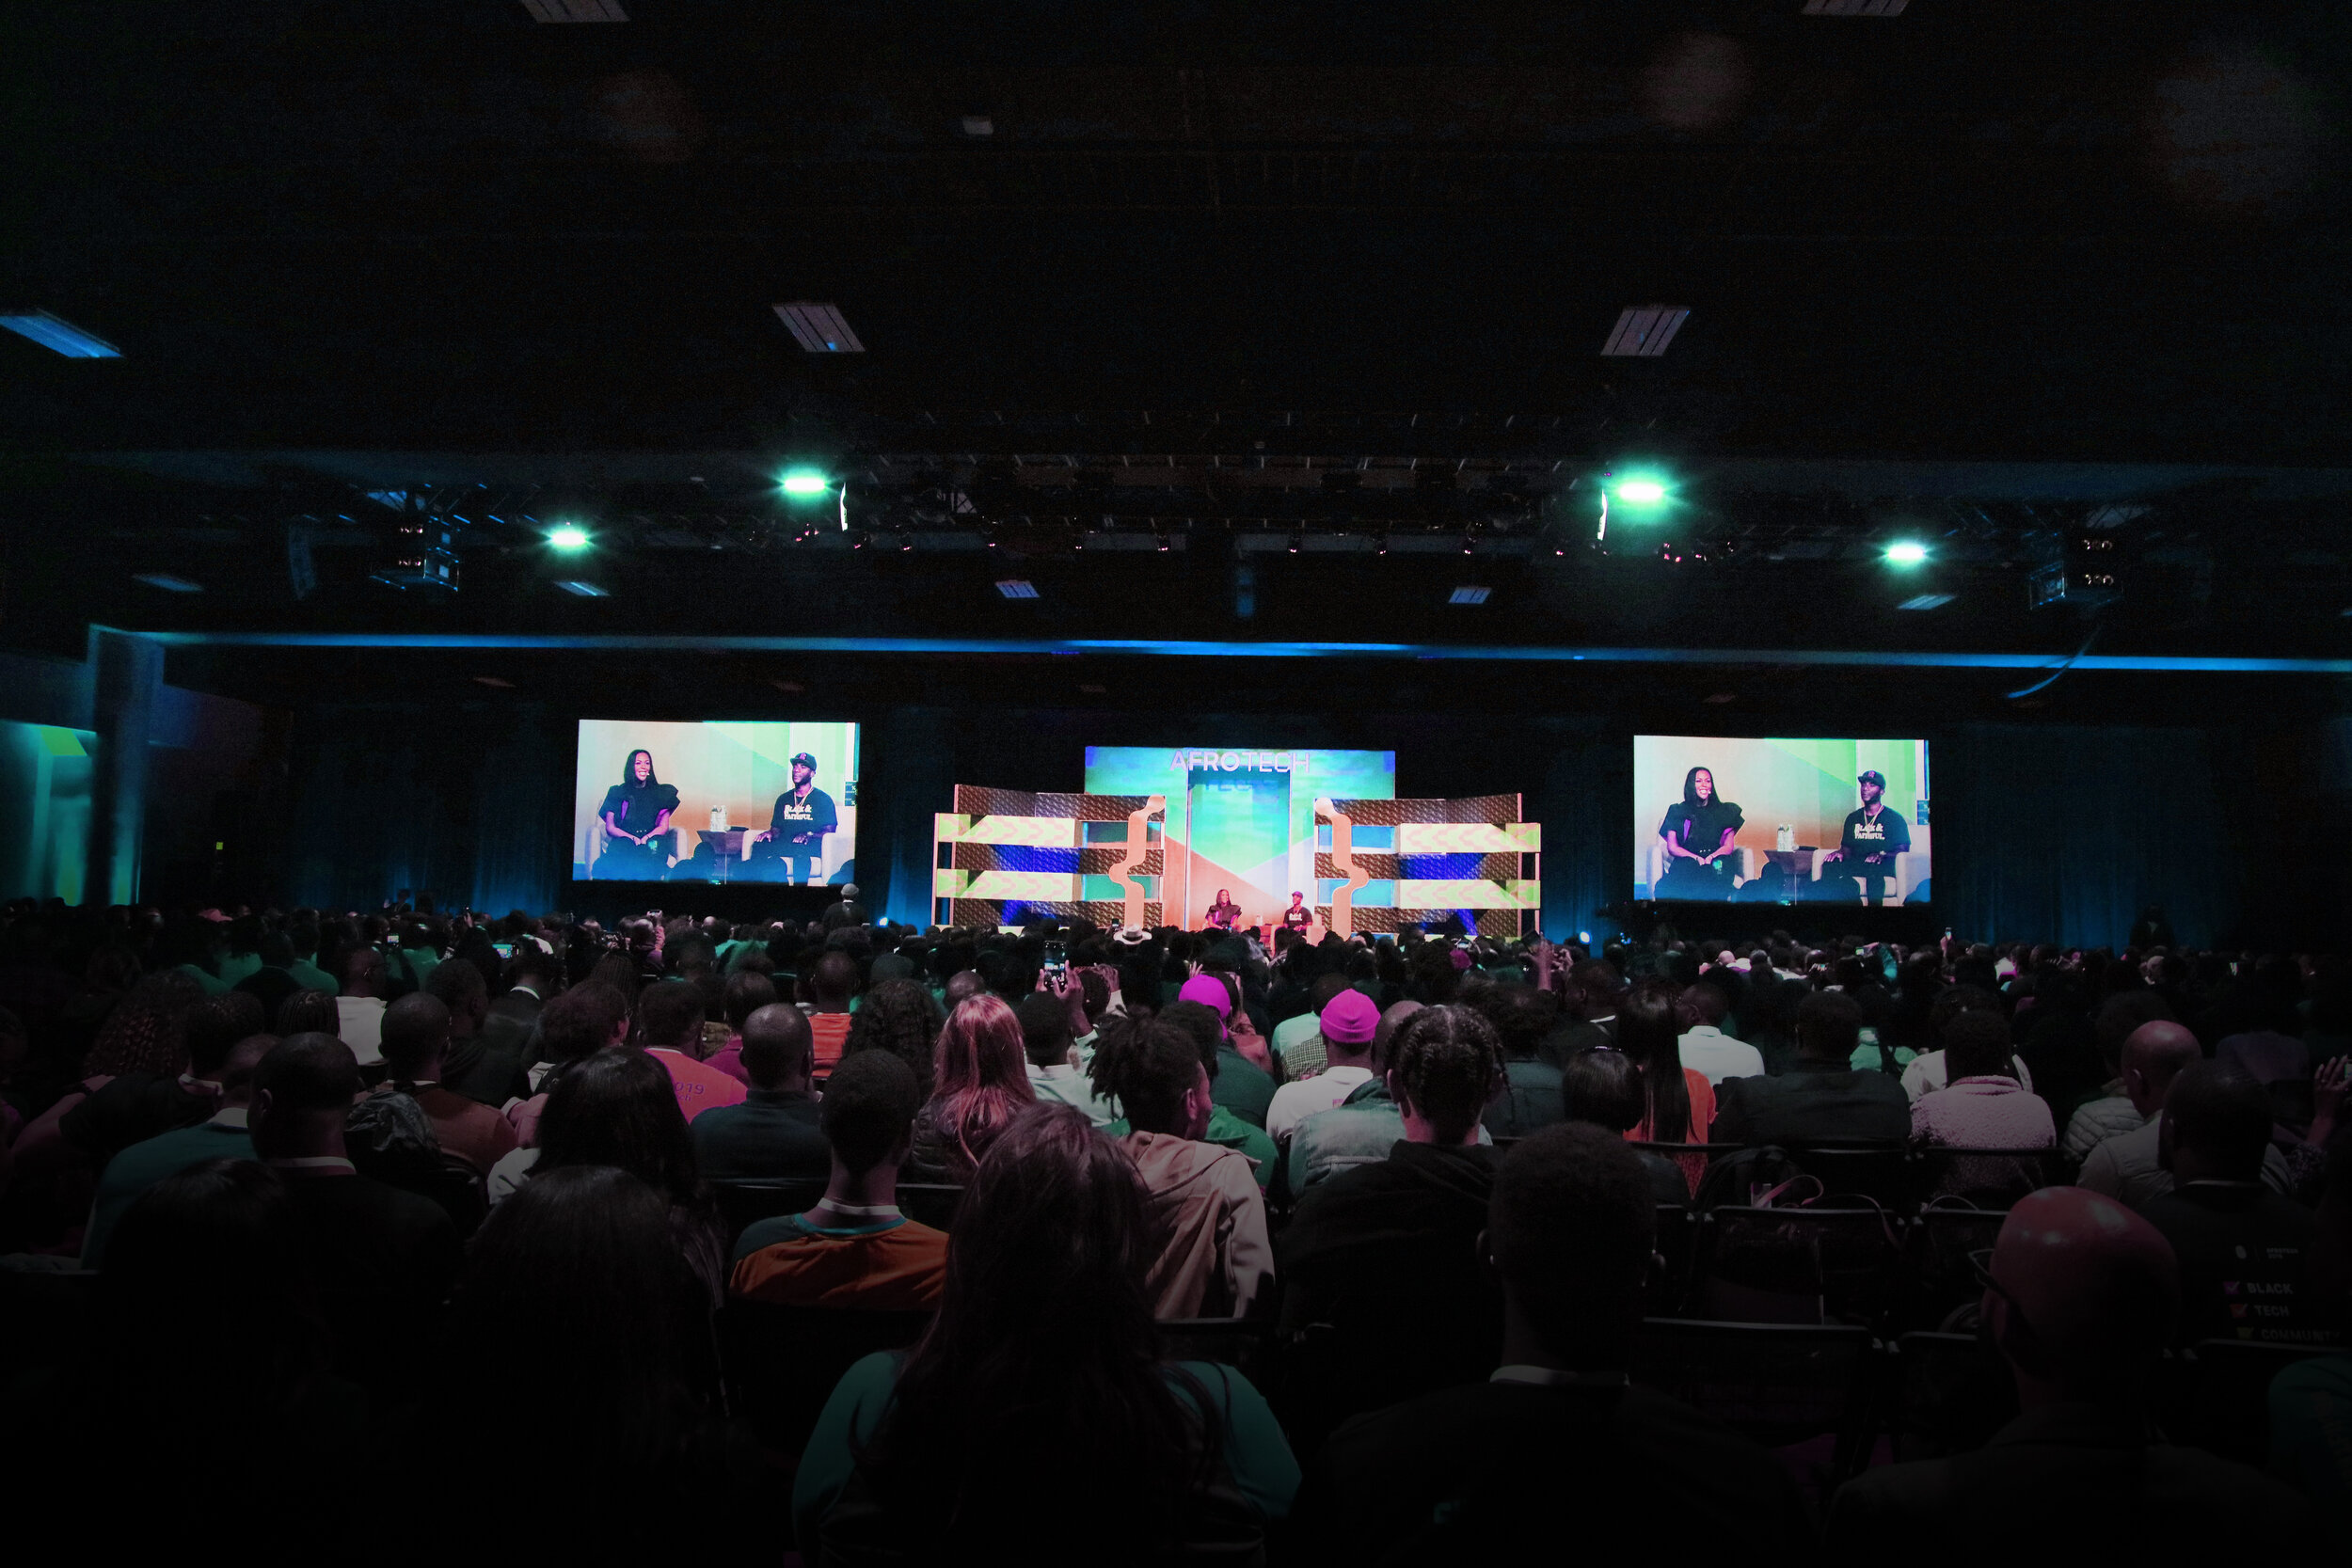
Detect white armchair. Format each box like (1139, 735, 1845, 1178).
(1645, 842, 1760, 898)
(1812, 850, 1923, 903)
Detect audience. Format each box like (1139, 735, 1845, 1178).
(377, 991, 519, 1174)
(1263, 988, 1383, 1143)
(1677, 979, 1765, 1085)
(803, 949, 859, 1076)
(80, 1030, 273, 1268)
(1558, 1044, 1695, 1206)
(1278, 1006, 1507, 1418)
(1089, 1015, 1273, 1319)
(1827, 1187, 2313, 1553)
(2080, 1020, 2292, 1208)
(911, 993, 1034, 1180)
(690, 1001, 828, 1183)
(793, 1102, 1298, 1558)
(2142, 1061, 2321, 1344)
(8, 898, 2349, 1559)
(1019, 985, 1118, 1125)
(246, 1032, 461, 1394)
(1910, 1008, 2056, 1149)
(731, 1048, 947, 1307)
(1713, 990, 1910, 1146)
(1295, 1123, 1811, 1559)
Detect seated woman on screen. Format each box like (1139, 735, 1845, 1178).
(1656, 766, 1742, 900)
(1204, 889, 1241, 931)
(596, 749, 679, 879)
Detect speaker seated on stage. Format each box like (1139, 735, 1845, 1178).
(593, 748, 679, 880)
(749, 751, 837, 884)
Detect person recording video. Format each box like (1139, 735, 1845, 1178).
(1822, 768, 1911, 906)
(1656, 765, 1742, 900)
(596, 749, 678, 880)
(756, 751, 838, 884)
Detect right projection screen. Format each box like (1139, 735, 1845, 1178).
(1633, 736, 1931, 907)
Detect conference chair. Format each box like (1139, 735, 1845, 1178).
(1631, 1318, 1883, 1484)
(1898, 1200, 2009, 1332)
(1650, 1204, 1699, 1315)
(719, 1298, 933, 1461)
(897, 1182, 965, 1232)
(1911, 1146, 2069, 1211)
(1889, 1330, 2017, 1462)
(712, 1178, 832, 1255)
(1692, 1202, 1906, 1328)
(1789, 1145, 1915, 1210)
(581, 819, 680, 879)
(2165, 1338, 2336, 1466)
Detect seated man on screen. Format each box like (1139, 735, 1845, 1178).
(1820, 768, 1911, 907)
(755, 750, 837, 884)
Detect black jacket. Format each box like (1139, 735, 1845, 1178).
(1711, 1059, 1909, 1147)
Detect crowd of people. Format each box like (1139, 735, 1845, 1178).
(0, 897, 2344, 1560)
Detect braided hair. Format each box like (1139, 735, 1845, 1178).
(1085, 1014, 1203, 1135)
(1387, 1004, 1505, 1144)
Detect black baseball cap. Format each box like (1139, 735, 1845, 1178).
(1857, 769, 1886, 787)
(790, 752, 817, 768)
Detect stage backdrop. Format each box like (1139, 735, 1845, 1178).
(1634, 736, 1931, 907)
(1083, 746, 1393, 929)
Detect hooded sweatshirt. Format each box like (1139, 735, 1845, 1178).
(1123, 1130, 1274, 1321)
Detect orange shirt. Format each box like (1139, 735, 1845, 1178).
(809, 1012, 853, 1073)
(729, 1215, 949, 1312)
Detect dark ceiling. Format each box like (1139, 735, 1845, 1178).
(5, 1, 2352, 670)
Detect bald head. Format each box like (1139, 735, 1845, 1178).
(1989, 1187, 2178, 1405)
(739, 1002, 814, 1091)
(380, 992, 452, 1080)
(2121, 1020, 2202, 1117)
(944, 970, 985, 1006)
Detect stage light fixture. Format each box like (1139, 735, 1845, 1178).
(546, 525, 591, 550)
(780, 469, 831, 499)
(995, 579, 1040, 599)
(1898, 593, 1955, 610)
(554, 579, 607, 597)
(1449, 586, 1492, 605)
(520, 0, 628, 20)
(134, 573, 202, 593)
(1, 309, 120, 357)
(1613, 477, 1668, 506)
(1804, 0, 1906, 14)
(1601, 306, 1689, 357)
(1288, 531, 1301, 554)
(773, 303, 865, 353)
(1885, 541, 1929, 566)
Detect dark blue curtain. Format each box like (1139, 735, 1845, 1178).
(1937, 722, 2229, 949)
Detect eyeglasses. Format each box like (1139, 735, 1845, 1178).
(1969, 1247, 2040, 1341)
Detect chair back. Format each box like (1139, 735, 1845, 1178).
(719, 1298, 933, 1458)
(897, 1182, 966, 1232)
(1695, 1202, 1905, 1327)
(1891, 1329, 2016, 1461)
(1899, 1202, 2007, 1332)
(1913, 1146, 2066, 1210)
(1789, 1144, 1913, 1208)
(2168, 1338, 2336, 1465)
(1631, 1318, 1881, 1479)
(712, 1179, 831, 1254)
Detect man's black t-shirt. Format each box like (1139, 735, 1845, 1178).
(1282, 904, 1313, 930)
(1838, 803, 1912, 867)
(771, 786, 838, 847)
(2141, 1180, 2322, 1345)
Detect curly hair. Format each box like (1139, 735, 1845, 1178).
(1085, 1015, 1202, 1135)
(844, 977, 946, 1095)
(1387, 1004, 1504, 1144)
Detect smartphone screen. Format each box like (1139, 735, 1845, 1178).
(1043, 941, 1068, 975)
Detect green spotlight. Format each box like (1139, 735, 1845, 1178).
(1885, 541, 1929, 566)
(546, 525, 591, 550)
(1615, 478, 1667, 505)
(780, 468, 832, 499)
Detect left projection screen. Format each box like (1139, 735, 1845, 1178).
(572, 720, 859, 884)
